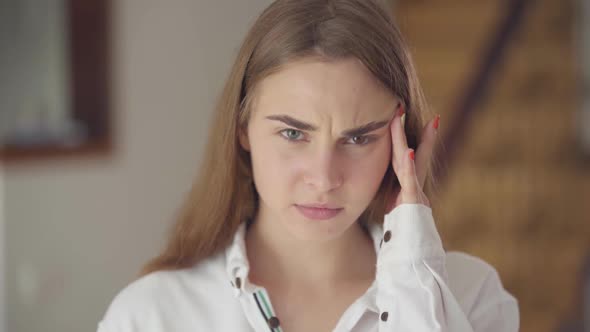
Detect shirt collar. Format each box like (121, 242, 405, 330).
(224, 220, 383, 312)
(224, 222, 250, 294)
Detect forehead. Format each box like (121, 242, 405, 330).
(252, 57, 397, 119)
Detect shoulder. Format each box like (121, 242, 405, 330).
(97, 252, 237, 331)
(445, 251, 519, 326)
(108, 251, 228, 308)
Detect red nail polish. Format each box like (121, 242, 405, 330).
(409, 150, 415, 161)
(433, 115, 440, 130)
(398, 105, 405, 117)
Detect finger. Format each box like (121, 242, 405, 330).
(415, 114, 440, 188)
(399, 148, 420, 202)
(390, 104, 409, 172)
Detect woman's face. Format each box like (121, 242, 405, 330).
(241, 57, 397, 242)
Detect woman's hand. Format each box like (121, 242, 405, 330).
(386, 104, 439, 213)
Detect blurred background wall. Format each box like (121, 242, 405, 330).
(0, 0, 589, 332)
(0, 170, 5, 331)
(0, 0, 272, 331)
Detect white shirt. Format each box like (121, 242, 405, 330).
(97, 204, 519, 331)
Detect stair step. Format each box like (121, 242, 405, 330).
(456, 106, 576, 163)
(434, 168, 590, 267)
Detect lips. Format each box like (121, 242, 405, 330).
(297, 203, 343, 209)
(295, 204, 343, 220)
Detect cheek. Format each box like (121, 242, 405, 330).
(249, 137, 304, 196)
(347, 144, 391, 195)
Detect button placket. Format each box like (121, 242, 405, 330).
(383, 230, 392, 243)
(267, 316, 280, 329)
(253, 288, 283, 331)
(235, 277, 242, 289)
(231, 276, 244, 297)
(379, 230, 391, 326)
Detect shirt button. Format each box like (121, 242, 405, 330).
(235, 277, 242, 289)
(383, 230, 392, 243)
(380, 311, 389, 322)
(268, 316, 280, 328)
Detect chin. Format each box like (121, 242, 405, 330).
(284, 208, 354, 242)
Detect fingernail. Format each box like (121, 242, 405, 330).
(398, 105, 405, 117)
(433, 114, 440, 130)
(409, 149, 415, 161)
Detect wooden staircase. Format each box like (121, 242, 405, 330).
(394, 0, 590, 331)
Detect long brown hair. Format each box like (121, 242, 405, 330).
(141, 0, 436, 275)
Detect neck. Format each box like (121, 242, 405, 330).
(245, 204, 376, 291)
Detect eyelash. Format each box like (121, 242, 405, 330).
(278, 128, 375, 146)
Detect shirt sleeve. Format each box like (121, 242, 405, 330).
(96, 299, 138, 332)
(375, 203, 519, 332)
(96, 319, 125, 332)
(95, 278, 152, 332)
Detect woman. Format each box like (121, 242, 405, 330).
(98, 0, 519, 331)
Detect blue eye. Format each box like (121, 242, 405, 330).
(346, 136, 372, 145)
(279, 129, 304, 141)
(279, 129, 375, 146)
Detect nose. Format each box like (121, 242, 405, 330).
(303, 149, 343, 193)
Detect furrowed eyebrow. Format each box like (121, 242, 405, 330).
(341, 120, 389, 137)
(265, 115, 317, 131)
(265, 114, 390, 137)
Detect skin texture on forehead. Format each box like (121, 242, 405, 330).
(249, 56, 398, 137)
